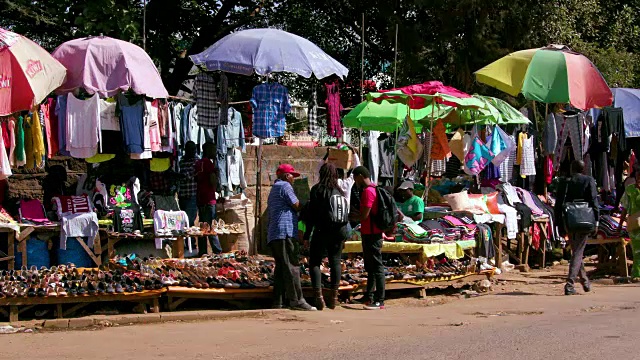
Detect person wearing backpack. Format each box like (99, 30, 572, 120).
(304, 163, 351, 310)
(353, 166, 395, 310)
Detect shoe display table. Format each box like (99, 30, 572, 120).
(343, 241, 469, 263)
(0, 289, 165, 322)
(165, 285, 358, 311)
(586, 237, 629, 277)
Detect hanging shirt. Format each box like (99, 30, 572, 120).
(378, 135, 395, 178)
(117, 93, 145, 154)
(250, 83, 291, 139)
(194, 73, 220, 129)
(25, 107, 45, 168)
(222, 107, 246, 152)
(0, 124, 11, 180)
(226, 148, 247, 188)
(195, 156, 217, 206)
(14, 116, 25, 167)
(99, 99, 122, 154)
(368, 131, 381, 184)
(449, 128, 465, 161)
(8, 117, 15, 167)
(520, 135, 536, 177)
(325, 81, 343, 138)
(490, 125, 516, 166)
(515, 131, 526, 165)
(146, 101, 161, 152)
(43, 98, 60, 158)
(66, 94, 101, 158)
(464, 136, 494, 176)
(55, 95, 70, 157)
(308, 91, 319, 137)
(430, 119, 451, 161)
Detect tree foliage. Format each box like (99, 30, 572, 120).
(1, 0, 639, 102)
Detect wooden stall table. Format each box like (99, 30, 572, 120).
(586, 237, 629, 277)
(165, 285, 358, 311)
(17, 224, 103, 267)
(0, 289, 165, 322)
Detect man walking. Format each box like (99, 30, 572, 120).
(353, 166, 385, 310)
(268, 164, 316, 311)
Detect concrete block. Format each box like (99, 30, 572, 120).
(68, 317, 95, 329)
(43, 319, 69, 329)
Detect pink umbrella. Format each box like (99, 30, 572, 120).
(52, 36, 168, 98)
(380, 81, 472, 108)
(0, 28, 67, 116)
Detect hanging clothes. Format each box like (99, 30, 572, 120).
(378, 134, 395, 179)
(99, 98, 122, 154)
(42, 98, 60, 158)
(554, 111, 585, 171)
(27, 108, 45, 168)
(117, 93, 145, 155)
(325, 80, 343, 138)
(307, 90, 319, 137)
(193, 72, 220, 129)
(7, 117, 15, 167)
(55, 94, 70, 157)
(222, 107, 246, 152)
(66, 93, 101, 159)
(464, 136, 494, 176)
(146, 101, 161, 152)
(250, 82, 291, 139)
(520, 135, 536, 177)
(0, 124, 11, 179)
(542, 112, 557, 155)
(367, 131, 381, 184)
(448, 128, 465, 161)
(397, 115, 423, 167)
(430, 119, 451, 161)
(227, 148, 247, 190)
(515, 131, 526, 165)
(490, 125, 516, 166)
(14, 116, 25, 167)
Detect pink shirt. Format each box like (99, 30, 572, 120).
(360, 185, 382, 235)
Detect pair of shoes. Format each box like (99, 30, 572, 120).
(364, 301, 385, 310)
(290, 302, 317, 311)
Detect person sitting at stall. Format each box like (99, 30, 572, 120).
(618, 163, 640, 279)
(395, 181, 425, 222)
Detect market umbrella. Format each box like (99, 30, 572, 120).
(378, 81, 472, 108)
(451, 95, 531, 126)
(51, 35, 168, 98)
(611, 88, 640, 138)
(190, 28, 349, 79)
(475, 45, 612, 110)
(342, 99, 452, 132)
(0, 28, 67, 116)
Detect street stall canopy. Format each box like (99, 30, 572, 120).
(0, 27, 67, 116)
(190, 28, 349, 79)
(612, 88, 640, 138)
(475, 45, 612, 110)
(52, 35, 168, 98)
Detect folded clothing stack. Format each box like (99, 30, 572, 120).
(597, 215, 627, 238)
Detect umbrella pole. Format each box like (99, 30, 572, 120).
(255, 138, 263, 255)
(423, 98, 436, 202)
(532, 100, 539, 132)
(393, 129, 400, 188)
(360, 13, 365, 161)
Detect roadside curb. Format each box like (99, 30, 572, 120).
(8, 309, 287, 330)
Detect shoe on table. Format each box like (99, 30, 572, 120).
(364, 301, 385, 310)
(290, 302, 317, 311)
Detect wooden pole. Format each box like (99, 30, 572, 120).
(422, 98, 436, 202)
(254, 137, 263, 254)
(360, 13, 365, 156)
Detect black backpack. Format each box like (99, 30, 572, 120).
(371, 186, 398, 232)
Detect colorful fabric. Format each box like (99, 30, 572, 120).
(464, 136, 494, 176)
(430, 119, 451, 161)
(397, 115, 422, 167)
(521, 135, 536, 176)
(194, 73, 220, 129)
(515, 132, 526, 165)
(449, 128, 465, 161)
(250, 83, 291, 139)
(267, 179, 299, 242)
(325, 81, 343, 138)
(490, 125, 516, 166)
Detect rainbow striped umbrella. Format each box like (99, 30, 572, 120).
(475, 45, 612, 110)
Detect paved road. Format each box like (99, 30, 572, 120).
(3, 284, 639, 360)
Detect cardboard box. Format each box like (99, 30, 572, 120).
(327, 148, 353, 169)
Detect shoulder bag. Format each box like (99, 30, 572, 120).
(561, 180, 596, 234)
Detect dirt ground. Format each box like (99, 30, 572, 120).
(3, 263, 639, 359)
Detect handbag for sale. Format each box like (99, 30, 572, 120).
(627, 211, 640, 232)
(561, 182, 596, 233)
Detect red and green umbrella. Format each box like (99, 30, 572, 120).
(475, 45, 612, 110)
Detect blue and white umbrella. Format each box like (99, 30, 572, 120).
(190, 28, 349, 79)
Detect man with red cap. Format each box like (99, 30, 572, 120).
(267, 163, 316, 311)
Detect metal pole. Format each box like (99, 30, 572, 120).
(254, 138, 263, 255)
(143, 0, 147, 50)
(393, 24, 398, 88)
(360, 13, 365, 157)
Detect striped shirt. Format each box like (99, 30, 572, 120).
(267, 180, 298, 242)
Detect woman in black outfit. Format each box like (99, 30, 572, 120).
(304, 163, 350, 310)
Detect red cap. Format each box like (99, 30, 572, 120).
(276, 163, 300, 178)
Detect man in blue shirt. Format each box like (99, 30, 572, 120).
(268, 164, 316, 311)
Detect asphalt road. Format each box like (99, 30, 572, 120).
(3, 282, 639, 360)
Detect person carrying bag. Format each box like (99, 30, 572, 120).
(554, 160, 599, 295)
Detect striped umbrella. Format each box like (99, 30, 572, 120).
(475, 45, 612, 110)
